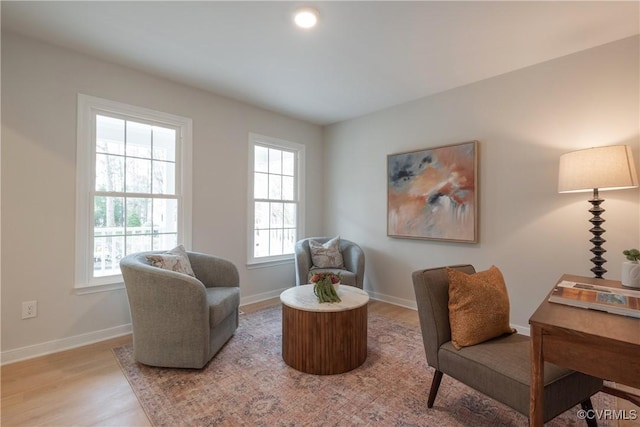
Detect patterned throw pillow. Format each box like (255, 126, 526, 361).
(146, 244, 195, 277)
(309, 236, 344, 268)
(447, 266, 516, 350)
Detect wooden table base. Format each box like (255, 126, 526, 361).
(282, 303, 367, 375)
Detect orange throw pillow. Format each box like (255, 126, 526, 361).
(447, 266, 516, 350)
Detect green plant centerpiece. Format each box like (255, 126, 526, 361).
(623, 249, 640, 263)
(622, 248, 640, 289)
(310, 272, 342, 303)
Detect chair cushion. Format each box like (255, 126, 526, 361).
(146, 244, 195, 277)
(447, 266, 515, 349)
(439, 333, 602, 420)
(206, 287, 240, 328)
(309, 236, 344, 268)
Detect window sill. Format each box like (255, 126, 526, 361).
(74, 281, 125, 295)
(247, 258, 294, 269)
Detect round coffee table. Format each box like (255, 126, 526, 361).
(280, 284, 369, 375)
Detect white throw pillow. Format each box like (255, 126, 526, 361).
(309, 236, 344, 268)
(146, 244, 195, 277)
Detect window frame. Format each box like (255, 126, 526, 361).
(247, 133, 305, 267)
(75, 94, 192, 293)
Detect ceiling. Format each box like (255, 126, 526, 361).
(2, 1, 639, 125)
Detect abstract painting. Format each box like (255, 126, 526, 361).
(387, 141, 478, 242)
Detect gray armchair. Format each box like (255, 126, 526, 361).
(294, 237, 365, 288)
(412, 265, 602, 425)
(120, 251, 240, 369)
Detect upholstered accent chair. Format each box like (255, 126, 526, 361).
(294, 237, 365, 289)
(120, 251, 240, 369)
(411, 265, 602, 426)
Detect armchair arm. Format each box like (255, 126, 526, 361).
(294, 241, 313, 286)
(188, 252, 239, 288)
(341, 243, 365, 288)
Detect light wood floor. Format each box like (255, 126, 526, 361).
(1, 299, 637, 426)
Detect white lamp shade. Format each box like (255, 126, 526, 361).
(558, 145, 639, 193)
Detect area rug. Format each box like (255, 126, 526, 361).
(113, 306, 615, 426)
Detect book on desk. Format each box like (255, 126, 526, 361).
(548, 280, 640, 319)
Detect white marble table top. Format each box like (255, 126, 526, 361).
(280, 284, 369, 312)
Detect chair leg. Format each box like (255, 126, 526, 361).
(580, 399, 598, 427)
(427, 370, 443, 408)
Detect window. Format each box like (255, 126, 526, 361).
(76, 94, 192, 291)
(248, 133, 305, 265)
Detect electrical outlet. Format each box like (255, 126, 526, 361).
(22, 301, 37, 319)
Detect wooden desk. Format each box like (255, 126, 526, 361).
(529, 274, 640, 426)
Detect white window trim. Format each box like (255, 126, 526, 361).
(75, 94, 193, 292)
(247, 133, 305, 267)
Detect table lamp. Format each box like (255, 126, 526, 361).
(558, 145, 638, 278)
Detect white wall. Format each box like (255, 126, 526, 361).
(1, 33, 324, 361)
(324, 36, 640, 330)
(3, 31, 639, 362)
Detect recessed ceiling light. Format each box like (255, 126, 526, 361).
(294, 7, 319, 29)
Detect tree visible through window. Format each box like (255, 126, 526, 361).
(249, 134, 304, 264)
(93, 114, 179, 277)
(76, 94, 192, 289)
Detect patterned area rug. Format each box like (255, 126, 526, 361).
(113, 306, 615, 426)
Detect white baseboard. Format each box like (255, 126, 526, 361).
(512, 324, 531, 336)
(1, 290, 532, 365)
(239, 287, 418, 312)
(240, 287, 288, 306)
(1, 287, 290, 366)
(1, 324, 132, 366)
(239, 287, 417, 311)
(369, 289, 532, 335)
(366, 289, 417, 310)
